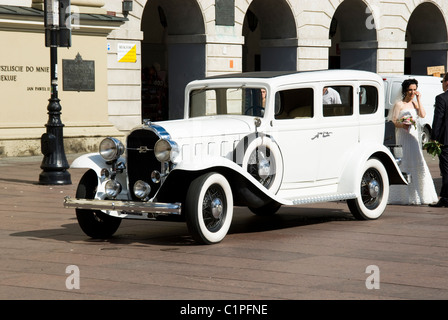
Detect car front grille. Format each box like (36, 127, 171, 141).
(126, 128, 161, 201)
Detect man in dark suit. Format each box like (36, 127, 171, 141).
(430, 73, 448, 207)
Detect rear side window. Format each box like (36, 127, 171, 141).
(323, 86, 353, 117)
(359, 85, 378, 114)
(275, 88, 314, 119)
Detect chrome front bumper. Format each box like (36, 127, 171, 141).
(63, 196, 182, 217)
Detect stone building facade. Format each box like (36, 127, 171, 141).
(1, 0, 447, 157)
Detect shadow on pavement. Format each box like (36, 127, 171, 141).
(9, 205, 355, 247)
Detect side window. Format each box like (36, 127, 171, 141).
(244, 88, 266, 116)
(359, 85, 378, 115)
(275, 88, 314, 119)
(323, 86, 353, 117)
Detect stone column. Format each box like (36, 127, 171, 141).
(376, 41, 407, 75)
(296, 39, 332, 71)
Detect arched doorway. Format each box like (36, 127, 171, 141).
(141, 0, 206, 120)
(242, 0, 297, 72)
(405, 2, 448, 75)
(329, 0, 377, 71)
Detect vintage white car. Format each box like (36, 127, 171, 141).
(64, 70, 407, 244)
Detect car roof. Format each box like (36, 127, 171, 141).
(190, 69, 382, 87)
(206, 71, 299, 79)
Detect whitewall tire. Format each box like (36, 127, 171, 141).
(347, 158, 389, 220)
(185, 173, 233, 244)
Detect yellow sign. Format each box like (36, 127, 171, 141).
(118, 43, 137, 63)
(427, 65, 445, 77)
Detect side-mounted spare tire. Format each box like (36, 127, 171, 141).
(240, 136, 284, 215)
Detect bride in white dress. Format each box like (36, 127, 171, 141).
(388, 79, 438, 205)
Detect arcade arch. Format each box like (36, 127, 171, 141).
(329, 0, 377, 71)
(242, 0, 297, 72)
(405, 2, 448, 75)
(140, 0, 206, 120)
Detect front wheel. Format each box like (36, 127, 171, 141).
(347, 158, 389, 220)
(75, 170, 121, 238)
(185, 173, 233, 245)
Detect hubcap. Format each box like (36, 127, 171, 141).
(202, 184, 226, 232)
(258, 158, 271, 179)
(211, 198, 223, 219)
(248, 147, 275, 188)
(368, 180, 380, 198)
(362, 168, 383, 209)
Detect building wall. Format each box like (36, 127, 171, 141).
(0, 0, 123, 157)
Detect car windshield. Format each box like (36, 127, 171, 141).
(189, 87, 266, 118)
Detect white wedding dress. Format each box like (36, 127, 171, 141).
(388, 108, 438, 205)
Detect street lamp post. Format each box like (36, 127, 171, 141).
(39, 0, 71, 185)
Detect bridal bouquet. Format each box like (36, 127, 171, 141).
(398, 115, 417, 130)
(423, 140, 443, 157)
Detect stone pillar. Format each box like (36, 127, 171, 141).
(376, 41, 407, 75)
(206, 33, 245, 76)
(296, 39, 332, 71)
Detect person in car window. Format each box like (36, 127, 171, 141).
(322, 87, 341, 104)
(261, 88, 266, 107)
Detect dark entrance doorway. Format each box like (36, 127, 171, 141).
(141, 0, 206, 121)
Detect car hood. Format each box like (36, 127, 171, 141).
(154, 116, 256, 140)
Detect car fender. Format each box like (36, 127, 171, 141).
(70, 153, 128, 200)
(160, 156, 292, 206)
(337, 142, 407, 196)
(70, 153, 125, 174)
(70, 153, 105, 174)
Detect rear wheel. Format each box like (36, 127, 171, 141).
(185, 173, 233, 244)
(75, 170, 121, 238)
(347, 158, 389, 220)
(421, 126, 431, 147)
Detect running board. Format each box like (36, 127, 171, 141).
(291, 193, 356, 205)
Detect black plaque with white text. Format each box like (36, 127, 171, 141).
(62, 53, 95, 91)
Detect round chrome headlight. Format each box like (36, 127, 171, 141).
(151, 170, 161, 184)
(133, 180, 151, 200)
(105, 179, 122, 198)
(154, 139, 179, 162)
(99, 137, 124, 161)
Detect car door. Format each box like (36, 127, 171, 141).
(317, 83, 359, 183)
(267, 86, 323, 193)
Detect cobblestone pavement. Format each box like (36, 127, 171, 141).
(0, 152, 447, 301)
